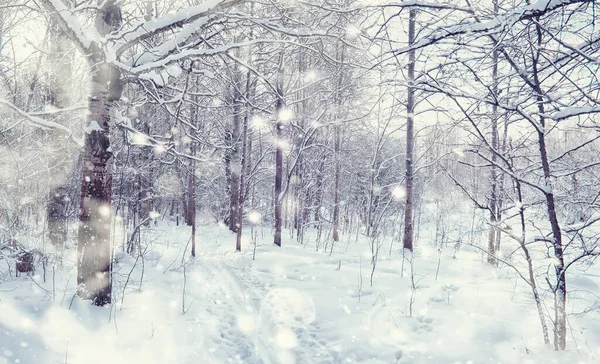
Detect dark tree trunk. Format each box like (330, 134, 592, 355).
(224, 129, 232, 226)
(189, 164, 196, 257)
(76, 3, 122, 306)
(77, 66, 119, 305)
(139, 122, 151, 227)
(332, 43, 345, 251)
(402, 9, 417, 252)
(332, 127, 341, 245)
(229, 68, 242, 233)
(531, 21, 566, 350)
(487, 0, 500, 265)
(236, 69, 252, 251)
(314, 159, 325, 223)
(274, 54, 285, 247)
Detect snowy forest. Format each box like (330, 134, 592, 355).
(1, 0, 600, 363)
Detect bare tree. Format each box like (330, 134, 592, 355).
(402, 8, 417, 252)
(273, 52, 285, 247)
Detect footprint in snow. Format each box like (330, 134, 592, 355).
(412, 315, 434, 332)
(429, 284, 460, 304)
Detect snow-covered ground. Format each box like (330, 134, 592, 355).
(1, 224, 599, 364)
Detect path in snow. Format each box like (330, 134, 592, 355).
(188, 241, 339, 364)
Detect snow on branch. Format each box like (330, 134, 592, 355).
(550, 106, 600, 120)
(373, 1, 475, 13)
(239, 16, 332, 38)
(121, 39, 298, 76)
(0, 98, 75, 135)
(109, 0, 240, 56)
(393, 0, 591, 55)
(38, 0, 95, 52)
(130, 15, 216, 67)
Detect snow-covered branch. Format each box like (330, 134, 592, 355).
(0, 98, 74, 135)
(393, 0, 591, 55)
(109, 0, 241, 57)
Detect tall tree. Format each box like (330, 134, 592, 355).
(235, 69, 252, 251)
(76, 1, 123, 305)
(228, 54, 243, 233)
(273, 52, 285, 247)
(402, 8, 417, 252)
(40, 0, 240, 304)
(331, 42, 346, 252)
(46, 16, 72, 249)
(487, 0, 500, 265)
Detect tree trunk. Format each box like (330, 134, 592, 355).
(515, 180, 550, 345)
(487, 0, 499, 265)
(236, 69, 252, 252)
(46, 16, 72, 248)
(531, 21, 566, 350)
(77, 72, 115, 303)
(189, 75, 200, 256)
(139, 122, 151, 227)
(188, 160, 196, 256)
(273, 53, 285, 247)
(332, 42, 345, 251)
(332, 127, 341, 246)
(314, 158, 325, 223)
(76, 3, 122, 306)
(224, 128, 232, 226)
(402, 8, 417, 252)
(229, 64, 242, 233)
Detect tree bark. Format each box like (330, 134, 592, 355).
(76, 3, 122, 306)
(331, 42, 345, 250)
(314, 158, 325, 223)
(188, 158, 196, 256)
(332, 127, 341, 246)
(273, 53, 285, 247)
(228, 64, 242, 233)
(531, 21, 566, 350)
(236, 69, 252, 251)
(515, 180, 550, 345)
(46, 16, 72, 248)
(487, 0, 500, 265)
(402, 8, 417, 252)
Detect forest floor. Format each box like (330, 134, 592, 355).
(1, 223, 599, 363)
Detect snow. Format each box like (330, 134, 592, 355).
(394, 0, 586, 55)
(0, 99, 73, 135)
(526, 0, 579, 12)
(247, 211, 263, 224)
(138, 64, 184, 87)
(278, 108, 294, 122)
(1, 224, 599, 363)
(392, 186, 407, 200)
(551, 106, 600, 120)
(84, 120, 103, 134)
(45, 0, 94, 50)
(109, 0, 234, 46)
(131, 17, 213, 66)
